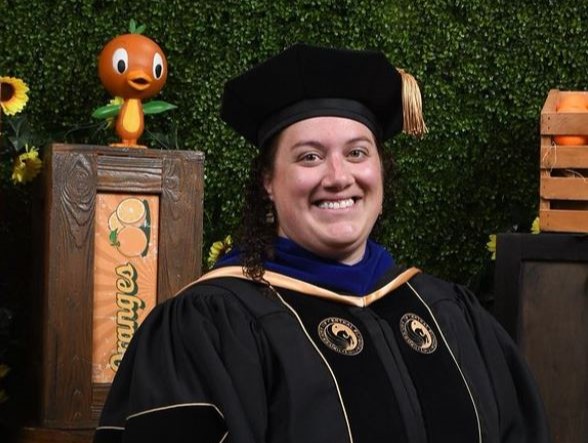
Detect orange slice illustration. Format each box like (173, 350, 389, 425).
(116, 226, 148, 258)
(116, 197, 146, 226)
(108, 211, 125, 232)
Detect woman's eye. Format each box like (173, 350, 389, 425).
(300, 152, 320, 162)
(349, 148, 367, 159)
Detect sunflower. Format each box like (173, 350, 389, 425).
(106, 96, 124, 127)
(486, 234, 497, 260)
(0, 76, 29, 116)
(11, 145, 42, 184)
(531, 216, 540, 234)
(207, 235, 233, 269)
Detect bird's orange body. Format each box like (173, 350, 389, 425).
(98, 33, 168, 148)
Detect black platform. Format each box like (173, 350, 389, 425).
(494, 233, 588, 443)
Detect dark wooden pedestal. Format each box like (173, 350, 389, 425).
(16, 144, 204, 443)
(18, 427, 94, 443)
(494, 233, 588, 443)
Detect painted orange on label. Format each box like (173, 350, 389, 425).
(92, 193, 159, 383)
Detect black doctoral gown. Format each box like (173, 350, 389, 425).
(94, 266, 551, 443)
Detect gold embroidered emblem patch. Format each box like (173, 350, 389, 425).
(399, 313, 437, 354)
(318, 317, 364, 356)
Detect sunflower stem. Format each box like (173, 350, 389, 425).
(0, 82, 3, 144)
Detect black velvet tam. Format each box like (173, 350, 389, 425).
(220, 43, 404, 147)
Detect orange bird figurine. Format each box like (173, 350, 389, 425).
(94, 20, 176, 148)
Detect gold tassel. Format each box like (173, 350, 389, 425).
(397, 68, 428, 137)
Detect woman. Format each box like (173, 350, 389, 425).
(95, 44, 550, 443)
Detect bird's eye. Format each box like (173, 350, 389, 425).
(112, 48, 128, 74)
(153, 52, 164, 79)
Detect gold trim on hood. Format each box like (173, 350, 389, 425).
(192, 266, 421, 307)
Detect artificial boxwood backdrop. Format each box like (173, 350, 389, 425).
(2, 0, 588, 429)
(2, 0, 588, 284)
(0, 2, 587, 286)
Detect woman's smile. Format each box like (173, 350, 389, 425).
(315, 198, 356, 210)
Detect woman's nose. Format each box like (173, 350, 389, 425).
(322, 155, 353, 189)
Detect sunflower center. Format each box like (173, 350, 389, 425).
(0, 82, 15, 102)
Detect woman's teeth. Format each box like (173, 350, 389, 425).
(317, 198, 355, 209)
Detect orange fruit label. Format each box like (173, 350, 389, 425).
(92, 193, 159, 383)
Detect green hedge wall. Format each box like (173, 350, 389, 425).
(2, 0, 588, 285)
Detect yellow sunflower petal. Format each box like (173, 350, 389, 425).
(486, 234, 497, 261)
(12, 146, 42, 184)
(107, 96, 124, 128)
(109, 96, 124, 106)
(207, 235, 234, 269)
(0, 364, 10, 379)
(0, 76, 29, 116)
(531, 216, 540, 234)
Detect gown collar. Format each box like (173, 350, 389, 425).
(216, 236, 394, 296)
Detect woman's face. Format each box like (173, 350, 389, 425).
(264, 116, 383, 264)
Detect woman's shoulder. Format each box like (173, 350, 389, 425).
(160, 273, 286, 321)
(130, 275, 282, 357)
(405, 269, 477, 311)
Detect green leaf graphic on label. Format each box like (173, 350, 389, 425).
(141, 200, 151, 257)
(109, 229, 120, 247)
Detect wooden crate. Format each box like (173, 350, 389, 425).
(28, 144, 204, 436)
(540, 89, 588, 233)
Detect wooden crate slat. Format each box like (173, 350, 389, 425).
(539, 209, 588, 233)
(91, 385, 109, 421)
(43, 150, 96, 427)
(97, 155, 163, 192)
(540, 177, 588, 200)
(157, 155, 204, 300)
(540, 146, 588, 169)
(540, 88, 560, 114)
(540, 112, 588, 135)
(19, 427, 94, 443)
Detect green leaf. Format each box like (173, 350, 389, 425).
(143, 100, 177, 115)
(141, 201, 150, 256)
(109, 229, 119, 247)
(92, 104, 122, 119)
(8, 136, 24, 152)
(143, 199, 151, 229)
(129, 18, 146, 34)
(9, 116, 27, 135)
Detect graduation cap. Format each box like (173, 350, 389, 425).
(220, 43, 427, 148)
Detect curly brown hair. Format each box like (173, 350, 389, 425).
(236, 132, 394, 283)
(235, 134, 280, 282)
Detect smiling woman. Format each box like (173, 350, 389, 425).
(95, 44, 551, 443)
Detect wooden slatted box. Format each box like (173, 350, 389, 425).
(540, 89, 588, 233)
